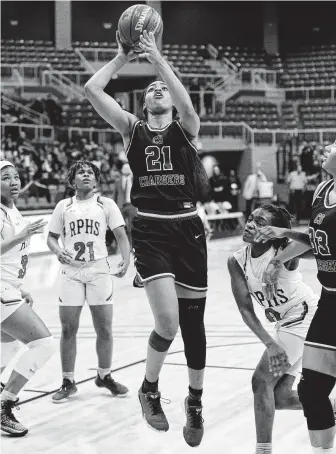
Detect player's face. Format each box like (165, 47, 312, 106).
(144, 82, 173, 115)
(73, 165, 96, 191)
(0, 166, 21, 202)
(322, 140, 336, 173)
(243, 208, 272, 243)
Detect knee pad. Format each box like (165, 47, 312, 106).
(298, 368, 336, 430)
(1, 340, 21, 368)
(178, 298, 206, 370)
(14, 336, 56, 379)
(149, 330, 173, 353)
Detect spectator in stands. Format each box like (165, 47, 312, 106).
(45, 94, 63, 126)
(242, 163, 268, 218)
(29, 97, 45, 115)
(203, 80, 215, 115)
(209, 164, 228, 209)
(286, 163, 308, 223)
(189, 77, 200, 114)
(114, 162, 137, 243)
(227, 168, 242, 212)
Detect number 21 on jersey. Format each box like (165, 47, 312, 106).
(145, 146, 173, 172)
(309, 226, 331, 256)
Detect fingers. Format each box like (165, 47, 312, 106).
(269, 353, 289, 377)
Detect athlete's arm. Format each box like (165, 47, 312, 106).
(47, 232, 73, 264)
(139, 31, 200, 138)
(228, 256, 277, 347)
(255, 226, 311, 246)
(84, 33, 138, 139)
(0, 219, 46, 255)
(228, 255, 290, 376)
(112, 226, 131, 278)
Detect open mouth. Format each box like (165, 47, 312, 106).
(154, 93, 163, 99)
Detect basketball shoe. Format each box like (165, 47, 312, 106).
(0, 383, 19, 404)
(52, 378, 78, 403)
(1, 400, 28, 437)
(95, 373, 129, 397)
(183, 396, 204, 447)
(138, 388, 169, 431)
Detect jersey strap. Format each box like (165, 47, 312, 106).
(125, 120, 141, 156)
(312, 179, 333, 205)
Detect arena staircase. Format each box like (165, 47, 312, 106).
(1, 95, 50, 125)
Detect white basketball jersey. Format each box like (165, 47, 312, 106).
(233, 245, 318, 320)
(0, 203, 30, 287)
(48, 195, 125, 262)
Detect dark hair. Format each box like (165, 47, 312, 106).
(260, 204, 293, 250)
(140, 81, 178, 120)
(67, 160, 100, 188)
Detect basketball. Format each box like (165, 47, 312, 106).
(118, 4, 163, 52)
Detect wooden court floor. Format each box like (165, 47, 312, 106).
(1, 236, 329, 454)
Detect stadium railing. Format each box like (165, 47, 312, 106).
(2, 122, 335, 148)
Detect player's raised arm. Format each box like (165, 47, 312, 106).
(139, 30, 200, 138)
(84, 33, 138, 139)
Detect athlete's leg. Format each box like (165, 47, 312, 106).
(144, 276, 179, 384)
(1, 331, 20, 375)
(299, 345, 336, 451)
(59, 305, 83, 376)
(1, 303, 55, 436)
(298, 296, 336, 452)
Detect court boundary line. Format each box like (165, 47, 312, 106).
(19, 341, 260, 405)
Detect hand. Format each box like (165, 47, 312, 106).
(21, 289, 33, 307)
(112, 259, 129, 278)
(20, 219, 48, 240)
(56, 249, 73, 265)
(267, 341, 290, 377)
(138, 30, 162, 65)
(262, 258, 282, 300)
(255, 226, 287, 243)
(116, 31, 139, 61)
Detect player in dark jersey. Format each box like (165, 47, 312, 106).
(255, 140, 336, 454)
(84, 31, 209, 447)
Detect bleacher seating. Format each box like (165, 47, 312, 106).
(282, 101, 297, 129)
(280, 44, 336, 88)
(1, 39, 85, 72)
(204, 100, 281, 129)
(217, 45, 268, 69)
(162, 44, 216, 74)
(298, 99, 336, 129)
(62, 99, 110, 128)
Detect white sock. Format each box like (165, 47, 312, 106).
(1, 390, 18, 402)
(256, 442, 272, 454)
(98, 368, 111, 380)
(62, 372, 74, 382)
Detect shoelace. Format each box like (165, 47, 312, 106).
(146, 393, 171, 416)
(187, 405, 204, 429)
(2, 401, 20, 424)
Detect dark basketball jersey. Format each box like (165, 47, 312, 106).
(309, 179, 336, 289)
(126, 120, 201, 210)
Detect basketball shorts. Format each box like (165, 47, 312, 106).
(304, 289, 336, 351)
(272, 299, 318, 376)
(59, 259, 114, 306)
(1, 281, 25, 323)
(131, 211, 208, 291)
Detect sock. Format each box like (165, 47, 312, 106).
(98, 368, 111, 380)
(256, 442, 272, 454)
(62, 372, 75, 382)
(312, 448, 321, 454)
(1, 390, 18, 402)
(142, 377, 158, 393)
(188, 386, 203, 403)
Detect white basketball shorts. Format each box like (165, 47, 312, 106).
(59, 259, 114, 307)
(273, 299, 317, 376)
(1, 281, 25, 323)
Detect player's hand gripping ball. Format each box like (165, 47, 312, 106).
(118, 4, 163, 53)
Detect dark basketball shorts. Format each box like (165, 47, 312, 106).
(304, 288, 336, 351)
(131, 210, 208, 292)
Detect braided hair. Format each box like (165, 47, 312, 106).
(261, 204, 293, 250)
(67, 160, 100, 189)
